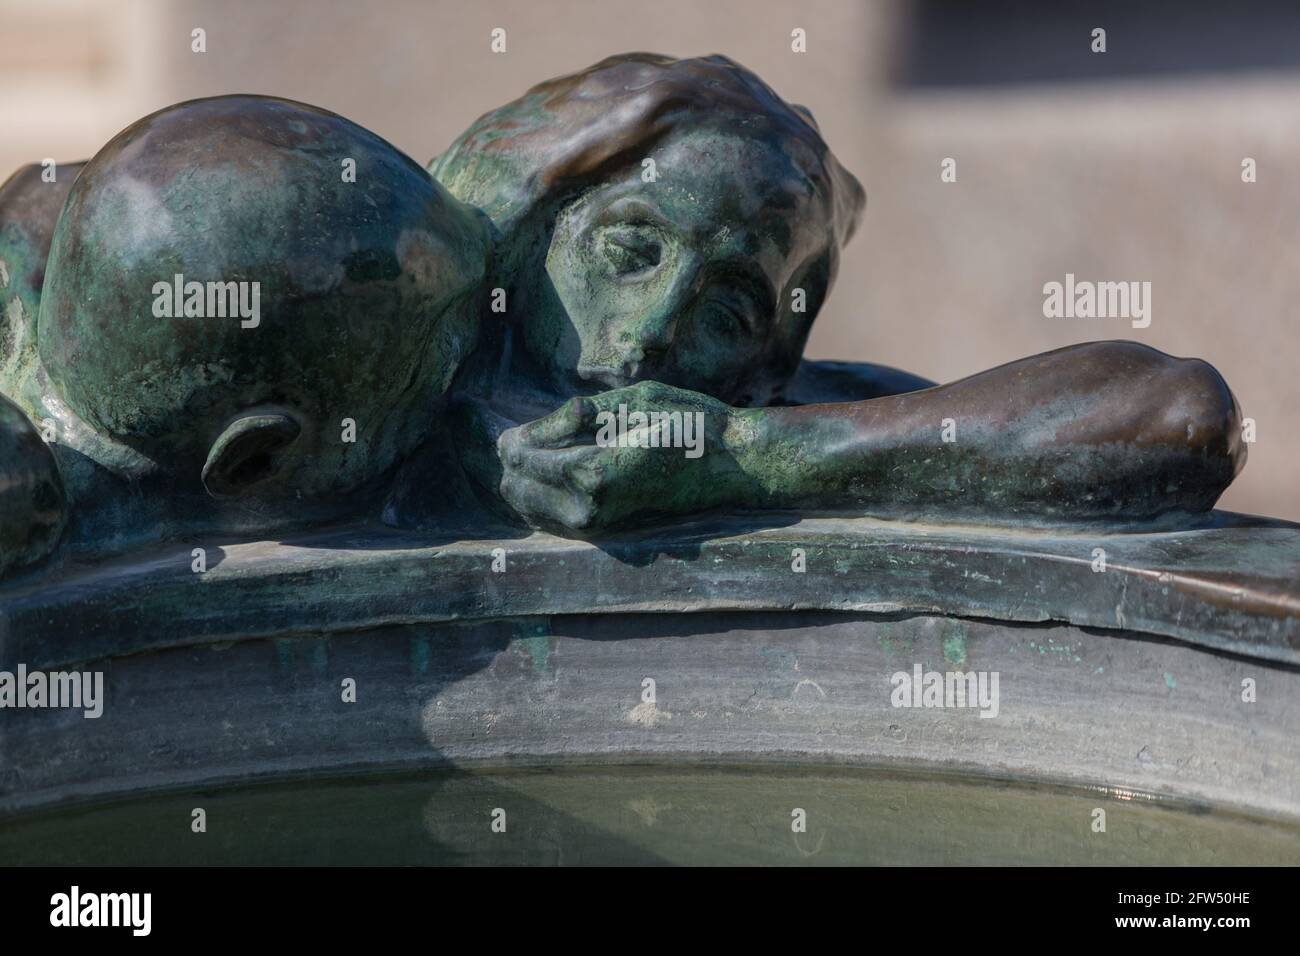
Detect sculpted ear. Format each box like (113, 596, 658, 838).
(790, 102, 820, 132)
(763, 251, 834, 403)
(780, 250, 832, 350)
(201, 413, 301, 498)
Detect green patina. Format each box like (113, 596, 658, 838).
(0, 55, 1252, 576)
(516, 620, 553, 677)
(942, 631, 968, 667)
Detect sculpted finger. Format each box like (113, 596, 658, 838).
(560, 447, 607, 495)
(499, 472, 596, 531)
(582, 381, 672, 418)
(497, 425, 526, 469)
(508, 444, 606, 490)
(514, 396, 598, 449)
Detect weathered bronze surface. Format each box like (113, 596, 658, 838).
(5, 96, 488, 561)
(6, 513, 1298, 670)
(0, 161, 85, 395)
(0, 55, 1295, 862)
(0, 163, 83, 575)
(0, 54, 1254, 571)
(4, 537, 1300, 828)
(424, 53, 1244, 535)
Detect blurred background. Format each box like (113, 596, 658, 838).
(2, 0, 1296, 518)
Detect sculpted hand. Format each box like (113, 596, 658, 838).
(497, 381, 746, 532)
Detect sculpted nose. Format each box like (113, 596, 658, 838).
(624, 315, 673, 358)
(619, 252, 703, 358)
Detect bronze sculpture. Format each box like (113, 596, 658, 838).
(426, 53, 1243, 534)
(2, 96, 488, 561)
(0, 53, 1246, 576)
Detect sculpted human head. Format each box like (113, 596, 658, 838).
(0, 161, 85, 398)
(431, 53, 864, 405)
(37, 95, 489, 503)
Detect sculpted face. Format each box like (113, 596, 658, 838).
(430, 54, 863, 406)
(535, 133, 831, 405)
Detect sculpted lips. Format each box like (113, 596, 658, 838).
(576, 363, 638, 388)
(577, 346, 667, 387)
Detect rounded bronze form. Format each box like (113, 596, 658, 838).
(38, 95, 490, 500)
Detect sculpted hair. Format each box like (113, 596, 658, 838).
(430, 53, 865, 399)
(430, 51, 864, 252)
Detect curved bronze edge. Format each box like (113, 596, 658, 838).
(1, 510, 1297, 670)
(2, 609, 1298, 827)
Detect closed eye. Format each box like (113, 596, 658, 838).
(697, 288, 758, 337)
(597, 224, 662, 277)
(696, 264, 777, 338)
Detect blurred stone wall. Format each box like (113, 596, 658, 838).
(1, 0, 1294, 518)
